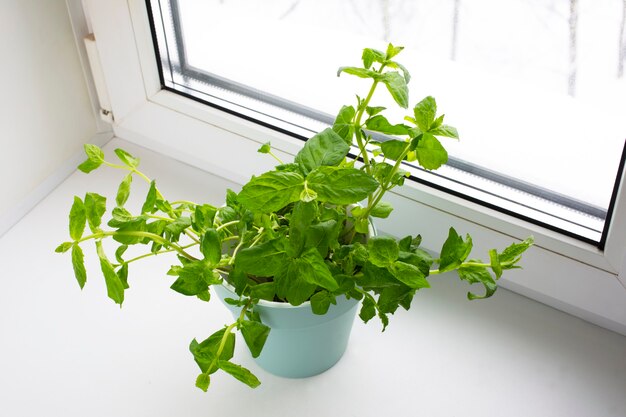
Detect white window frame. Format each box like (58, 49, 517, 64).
(80, 0, 626, 335)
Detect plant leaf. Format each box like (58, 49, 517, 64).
(141, 180, 157, 213)
(71, 244, 87, 289)
(362, 48, 386, 68)
(55, 242, 73, 253)
(240, 320, 270, 358)
(380, 139, 408, 161)
(237, 171, 304, 213)
(116, 173, 133, 207)
(114, 148, 140, 168)
(368, 236, 399, 267)
(438, 228, 473, 273)
(69, 196, 86, 240)
(307, 166, 379, 205)
(200, 229, 221, 267)
(332, 105, 356, 144)
(310, 290, 336, 315)
(235, 238, 289, 277)
(430, 124, 459, 139)
(359, 296, 377, 323)
(195, 373, 210, 392)
(337, 66, 380, 79)
(381, 72, 409, 108)
(96, 242, 125, 305)
(370, 201, 393, 218)
(84, 192, 106, 232)
(295, 128, 350, 174)
(84, 144, 104, 164)
(415, 133, 448, 170)
(218, 361, 261, 388)
(170, 261, 220, 296)
(458, 264, 497, 300)
(365, 115, 409, 136)
(389, 261, 430, 289)
(413, 96, 437, 131)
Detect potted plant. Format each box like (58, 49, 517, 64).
(56, 44, 532, 391)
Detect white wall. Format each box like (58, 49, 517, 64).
(0, 0, 98, 227)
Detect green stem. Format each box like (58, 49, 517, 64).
(216, 220, 240, 231)
(268, 151, 284, 165)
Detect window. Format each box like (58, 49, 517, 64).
(148, 0, 626, 246)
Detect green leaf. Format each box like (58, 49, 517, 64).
(307, 166, 379, 205)
(304, 219, 341, 258)
(249, 282, 276, 301)
(489, 249, 502, 279)
(164, 217, 192, 242)
(238, 171, 304, 213)
(380, 140, 408, 161)
(240, 320, 270, 358)
(71, 244, 87, 289)
(438, 228, 473, 273)
(332, 106, 356, 144)
(288, 201, 318, 256)
(190, 328, 235, 374)
(430, 124, 459, 139)
(84, 144, 104, 164)
(257, 142, 271, 154)
(195, 373, 210, 392)
(141, 180, 157, 213)
(368, 236, 399, 267)
(55, 242, 73, 253)
(218, 361, 261, 388)
(413, 96, 437, 131)
(359, 296, 377, 323)
(415, 133, 448, 170)
(298, 248, 338, 291)
(370, 201, 393, 218)
(77, 159, 101, 173)
(200, 229, 221, 267)
(381, 72, 409, 108)
(310, 291, 336, 315)
(114, 148, 140, 168)
(116, 173, 133, 207)
(295, 128, 350, 174)
(458, 264, 497, 300)
(69, 196, 86, 240)
(96, 242, 125, 305)
(499, 237, 534, 266)
(366, 106, 386, 116)
(365, 115, 409, 136)
(193, 204, 217, 232)
(377, 285, 414, 314)
(235, 238, 288, 277)
(387, 60, 411, 83)
(170, 261, 220, 296)
(390, 261, 430, 289)
(84, 192, 106, 232)
(362, 48, 386, 68)
(385, 43, 404, 59)
(274, 262, 317, 306)
(337, 66, 380, 79)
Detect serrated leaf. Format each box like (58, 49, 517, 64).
(96, 243, 124, 305)
(458, 264, 497, 300)
(368, 236, 399, 267)
(332, 105, 356, 144)
(381, 72, 408, 108)
(114, 148, 140, 168)
(370, 201, 393, 218)
(415, 133, 448, 170)
(390, 261, 430, 289)
(116, 173, 133, 207)
(359, 296, 376, 323)
(238, 170, 304, 213)
(257, 142, 271, 154)
(380, 139, 408, 161)
(438, 228, 473, 273)
(84, 192, 106, 232)
(413, 96, 437, 131)
(141, 180, 157, 213)
(249, 282, 276, 301)
(385, 43, 404, 59)
(195, 373, 210, 391)
(499, 237, 534, 265)
(362, 48, 386, 68)
(337, 66, 380, 79)
(489, 249, 502, 279)
(77, 159, 101, 173)
(117, 263, 129, 289)
(240, 320, 270, 358)
(69, 196, 86, 240)
(71, 244, 87, 289)
(218, 361, 261, 388)
(310, 290, 336, 315)
(200, 229, 221, 267)
(236, 238, 288, 277)
(366, 106, 386, 116)
(170, 261, 220, 296)
(84, 144, 104, 163)
(55, 242, 73, 253)
(430, 124, 459, 139)
(307, 166, 379, 205)
(365, 115, 409, 136)
(295, 128, 350, 174)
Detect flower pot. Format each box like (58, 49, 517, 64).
(214, 284, 360, 378)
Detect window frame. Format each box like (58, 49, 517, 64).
(82, 0, 626, 334)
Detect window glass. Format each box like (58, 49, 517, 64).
(148, 0, 626, 245)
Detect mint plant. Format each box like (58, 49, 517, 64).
(57, 44, 532, 391)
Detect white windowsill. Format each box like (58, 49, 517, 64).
(0, 138, 624, 416)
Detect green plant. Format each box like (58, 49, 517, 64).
(57, 44, 532, 391)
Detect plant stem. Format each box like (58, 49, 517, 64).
(216, 220, 240, 231)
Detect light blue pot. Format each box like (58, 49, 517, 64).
(214, 284, 360, 378)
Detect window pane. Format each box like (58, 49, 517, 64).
(148, 0, 626, 245)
